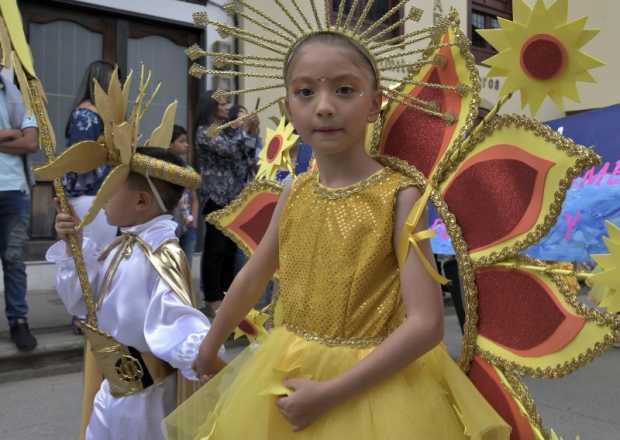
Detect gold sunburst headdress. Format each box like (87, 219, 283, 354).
(187, 0, 471, 135)
(34, 66, 200, 229)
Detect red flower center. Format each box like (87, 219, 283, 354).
(520, 33, 567, 81)
(238, 319, 258, 336)
(266, 135, 283, 162)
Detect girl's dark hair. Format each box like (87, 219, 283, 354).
(65, 60, 117, 137)
(194, 91, 221, 139)
(228, 105, 248, 123)
(172, 124, 187, 143)
(285, 33, 378, 88)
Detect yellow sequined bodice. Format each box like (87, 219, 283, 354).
(274, 166, 416, 347)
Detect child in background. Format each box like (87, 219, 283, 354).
(170, 125, 198, 260)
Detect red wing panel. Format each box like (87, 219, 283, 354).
(380, 69, 452, 177)
(443, 145, 554, 252)
(228, 194, 278, 252)
(468, 357, 536, 440)
(476, 267, 585, 357)
(377, 28, 476, 178)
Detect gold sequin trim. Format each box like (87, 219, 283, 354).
(312, 166, 389, 200)
(282, 323, 384, 348)
(501, 369, 549, 438)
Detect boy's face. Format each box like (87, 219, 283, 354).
(285, 43, 381, 157)
(103, 180, 143, 227)
(169, 134, 189, 155)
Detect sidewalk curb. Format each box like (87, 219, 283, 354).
(0, 326, 84, 384)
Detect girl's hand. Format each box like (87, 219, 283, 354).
(276, 379, 332, 431)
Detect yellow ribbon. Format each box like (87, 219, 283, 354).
(396, 184, 449, 285)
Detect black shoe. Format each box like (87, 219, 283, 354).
(9, 318, 38, 352)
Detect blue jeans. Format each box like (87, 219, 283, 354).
(180, 227, 197, 262)
(0, 191, 30, 322)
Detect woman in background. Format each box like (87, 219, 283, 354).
(195, 92, 259, 315)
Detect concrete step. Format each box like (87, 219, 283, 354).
(0, 326, 84, 384)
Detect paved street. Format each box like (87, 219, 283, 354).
(1, 314, 618, 440)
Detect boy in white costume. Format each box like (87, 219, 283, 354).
(38, 70, 219, 440)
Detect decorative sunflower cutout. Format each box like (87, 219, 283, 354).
(478, 0, 604, 114)
(234, 308, 270, 343)
(589, 221, 620, 313)
(256, 117, 299, 180)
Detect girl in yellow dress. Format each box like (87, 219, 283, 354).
(165, 31, 511, 440)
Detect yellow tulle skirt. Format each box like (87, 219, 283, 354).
(164, 326, 510, 440)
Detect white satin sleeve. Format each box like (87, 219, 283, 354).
(144, 278, 212, 381)
(45, 238, 100, 317)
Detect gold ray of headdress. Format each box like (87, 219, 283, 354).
(189, 1, 468, 135)
(34, 67, 200, 230)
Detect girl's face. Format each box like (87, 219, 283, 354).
(169, 133, 189, 155)
(216, 99, 230, 121)
(285, 42, 381, 156)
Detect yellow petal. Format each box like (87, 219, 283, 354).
(560, 79, 581, 103)
(577, 29, 600, 48)
(548, 89, 565, 110)
(603, 236, 620, 261)
(93, 79, 114, 127)
(512, 0, 533, 26)
(146, 101, 178, 147)
(527, 85, 548, 115)
(572, 51, 605, 72)
(121, 70, 134, 118)
(575, 70, 596, 83)
(0, 15, 12, 67)
(548, 0, 568, 26)
(0, 1, 36, 77)
(606, 222, 620, 241)
(499, 19, 528, 49)
(34, 141, 107, 180)
(108, 68, 124, 122)
(599, 291, 620, 314)
(486, 66, 510, 78)
(477, 28, 509, 51)
(112, 122, 134, 165)
(554, 17, 588, 48)
(591, 253, 614, 270)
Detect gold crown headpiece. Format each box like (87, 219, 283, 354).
(188, 1, 468, 135)
(34, 66, 200, 230)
